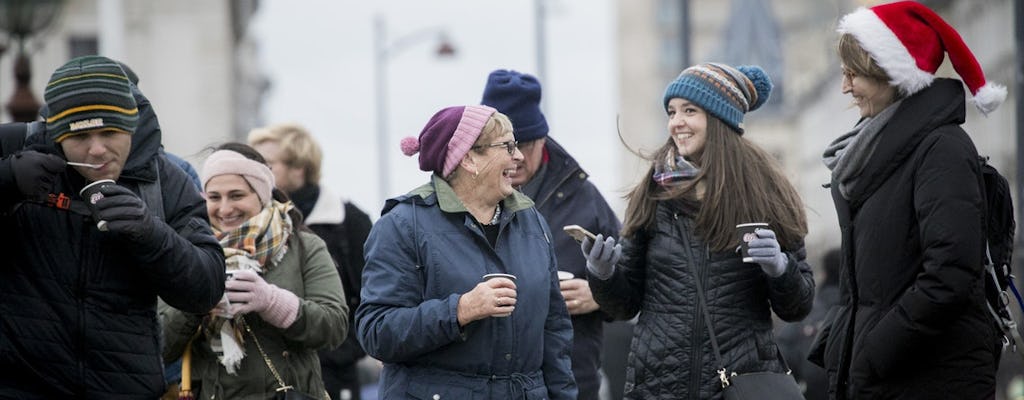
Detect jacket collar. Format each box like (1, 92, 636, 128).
(305, 185, 346, 225)
(388, 174, 535, 216)
(846, 78, 966, 206)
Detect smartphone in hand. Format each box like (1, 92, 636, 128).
(563, 225, 597, 243)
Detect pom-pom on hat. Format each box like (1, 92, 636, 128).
(838, 0, 1006, 115)
(201, 149, 276, 206)
(400, 105, 497, 178)
(662, 63, 772, 134)
(480, 69, 548, 142)
(44, 55, 139, 143)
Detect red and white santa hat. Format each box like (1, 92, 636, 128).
(838, 1, 1006, 115)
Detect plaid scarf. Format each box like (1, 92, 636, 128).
(653, 148, 700, 187)
(206, 200, 294, 374)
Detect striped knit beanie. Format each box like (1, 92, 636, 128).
(662, 63, 772, 134)
(400, 105, 496, 178)
(44, 55, 138, 143)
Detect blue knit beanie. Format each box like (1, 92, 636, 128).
(480, 69, 548, 142)
(662, 63, 772, 134)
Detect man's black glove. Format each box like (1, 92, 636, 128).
(11, 150, 65, 200)
(95, 184, 158, 245)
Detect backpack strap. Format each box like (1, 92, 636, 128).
(139, 158, 165, 221)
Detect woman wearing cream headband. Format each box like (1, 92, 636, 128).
(162, 142, 348, 399)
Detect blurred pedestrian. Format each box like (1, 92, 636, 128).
(481, 69, 621, 400)
(357, 105, 577, 399)
(249, 123, 373, 400)
(584, 62, 814, 399)
(776, 248, 841, 400)
(162, 143, 349, 399)
(0, 55, 225, 398)
(810, 2, 1006, 398)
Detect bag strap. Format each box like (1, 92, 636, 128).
(139, 158, 165, 221)
(687, 246, 793, 388)
(686, 254, 731, 387)
(240, 316, 294, 394)
(179, 327, 201, 399)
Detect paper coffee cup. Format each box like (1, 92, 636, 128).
(79, 179, 116, 231)
(557, 271, 574, 281)
(482, 273, 517, 282)
(736, 222, 769, 262)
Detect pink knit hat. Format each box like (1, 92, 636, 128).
(201, 150, 276, 206)
(400, 105, 496, 178)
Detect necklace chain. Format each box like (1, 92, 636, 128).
(488, 204, 501, 225)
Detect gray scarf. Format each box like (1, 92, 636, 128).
(821, 99, 902, 200)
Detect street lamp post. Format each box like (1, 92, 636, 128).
(0, 0, 65, 122)
(373, 14, 454, 205)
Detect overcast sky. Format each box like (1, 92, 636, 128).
(251, 0, 620, 217)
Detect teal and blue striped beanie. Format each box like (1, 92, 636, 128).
(44, 55, 138, 143)
(662, 63, 772, 134)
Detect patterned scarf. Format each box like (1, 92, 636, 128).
(206, 200, 294, 374)
(652, 148, 700, 187)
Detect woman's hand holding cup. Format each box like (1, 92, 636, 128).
(456, 274, 517, 326)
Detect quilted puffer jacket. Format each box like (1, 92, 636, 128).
(590, 202, 814, 399)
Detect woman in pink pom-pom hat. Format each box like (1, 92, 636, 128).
(357, 105, 577, 400)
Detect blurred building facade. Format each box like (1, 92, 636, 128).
(0, 0, 267, 164)
(616, 0, 1016, 266)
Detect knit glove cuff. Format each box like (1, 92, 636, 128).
(258, 285, 300, 329)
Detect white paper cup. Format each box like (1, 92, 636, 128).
(557, 271, 574, 281)
(482, 273, 517, 282)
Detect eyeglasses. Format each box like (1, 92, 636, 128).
(471, 140, 518, 155)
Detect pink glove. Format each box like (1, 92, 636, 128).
(225, 270, 300, 329)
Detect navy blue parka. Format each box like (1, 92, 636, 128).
(357, 175, 577, 400)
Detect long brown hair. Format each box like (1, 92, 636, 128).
(621, 116, 807, 252)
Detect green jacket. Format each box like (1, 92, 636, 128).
(163, 231, 348, 399)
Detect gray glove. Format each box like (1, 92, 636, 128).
(581, 234, 622, 280)
(746, 228, 788, 277)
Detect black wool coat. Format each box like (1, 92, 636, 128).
(809, 79, 1001, 400)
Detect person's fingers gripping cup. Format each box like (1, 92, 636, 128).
(482, 273, 517, 317)
(736, 222, 770, 263)
(79, 179, 116, 231)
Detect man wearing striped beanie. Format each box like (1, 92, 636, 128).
(0, 55, 226, 398)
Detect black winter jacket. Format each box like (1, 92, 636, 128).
(528, 138, 621, 400)
(0, 87, 225, 399)
(808, 79, 1000, 399)
(591, 202, 814, 399)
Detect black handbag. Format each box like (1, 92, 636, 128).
(689, 260, 805, 400)
(241, 318, 329, 400)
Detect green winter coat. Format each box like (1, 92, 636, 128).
(163, 230, 349, 399)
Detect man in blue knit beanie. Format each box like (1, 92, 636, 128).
(481, 69, 621, 400)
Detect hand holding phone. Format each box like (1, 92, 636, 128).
(563, 225, 597, 243)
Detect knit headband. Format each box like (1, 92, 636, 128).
(201, 150, 276, 206)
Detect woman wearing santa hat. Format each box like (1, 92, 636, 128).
(809, 1, 1007, 399)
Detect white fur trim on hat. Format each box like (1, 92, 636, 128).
(972, 82, 1008, 116)
(838, 7, 934, 96)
